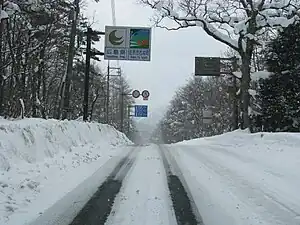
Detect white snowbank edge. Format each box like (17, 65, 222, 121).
(0, 118, 132, 171)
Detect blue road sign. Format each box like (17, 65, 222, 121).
(134, 105, 148, 117)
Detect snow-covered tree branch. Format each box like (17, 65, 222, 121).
(141, 0, 300, 129)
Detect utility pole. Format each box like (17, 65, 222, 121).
(82, 28, 105, 121)
(106, 66, 121, 124)
(0, 0, 4, 33)
(119, 70, 124, 132)
(61, 0, 80, 119)
(127, 105, 131, 134)
(106, 63, 110, 124)
(0, 0, 4, 115)
(83, 28, 92, 121)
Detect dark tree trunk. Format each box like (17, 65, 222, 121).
(61, 0, 80, 120)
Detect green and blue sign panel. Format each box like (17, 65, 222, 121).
(104, 26, 151, 61)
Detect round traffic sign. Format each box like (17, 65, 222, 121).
(132, 90, 140, 98)
(141, 90, 150, 99)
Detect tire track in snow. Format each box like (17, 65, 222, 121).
(159, 145, 204, 225)
(105, 145, 177, 225)
(69, 148, 137, 225)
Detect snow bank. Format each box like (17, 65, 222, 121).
(0, 118, 132, 224)
(0, 118, 130, 171)
(175, 129, 300, 175)
(178, 129, 300, 149)
(172, 130, 300, 225)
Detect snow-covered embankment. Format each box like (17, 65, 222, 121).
(170, 130, 300, 225)
(0, 118, 132, 225)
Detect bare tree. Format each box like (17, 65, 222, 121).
(141, 0, 300, 129)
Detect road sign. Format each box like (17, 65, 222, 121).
(132, 90, 140, 98)
(202, 108, 213, 124)
(141, 90, 150, 100)
(104, 26, 151, 61)
(134, 105, 148, 117)
(195, 57, 221, 76)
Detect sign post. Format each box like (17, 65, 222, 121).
(104, 26, 151, 61)
(202, 108, 213, 124)
(194, 56, 239, 130)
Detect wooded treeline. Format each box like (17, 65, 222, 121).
(0, 0, 136, 136)
(152, 22, 300, 143)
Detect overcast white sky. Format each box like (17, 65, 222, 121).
(84, 0, 227, 123)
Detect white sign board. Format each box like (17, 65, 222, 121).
(203, 109, 212, 118)
(104, 26, 151, 61)
(203, 109, 213, 124)
(203, 118, 213, 124)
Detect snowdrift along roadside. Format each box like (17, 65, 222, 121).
(0, 118, 132, 225)
(170, 130, 300, 225)
(176, 129, 300, 173)
(0, 118, 130, 171)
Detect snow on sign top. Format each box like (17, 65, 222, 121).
(0, 10, 8, 20)
(104, 26, 152, 62)
(251, 71, 272, 81)
(233, 71, 242, 78)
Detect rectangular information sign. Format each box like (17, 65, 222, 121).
(104, 26, 151, 61)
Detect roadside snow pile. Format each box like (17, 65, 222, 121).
(179, 129, 300, 149)
(0, 118, 132, 225)
(0, 118, 130, 171)
(177, 130, 300, 168)
(172, 130, 300, 225)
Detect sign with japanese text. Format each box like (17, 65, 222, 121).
(104, 26, 151, 61)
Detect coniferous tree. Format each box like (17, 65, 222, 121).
(259, 23, 300, 132)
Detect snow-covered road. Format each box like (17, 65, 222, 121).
(2, 128, 300, 225)
(105, 145, 176, 225)
(104, 141, 300, 225)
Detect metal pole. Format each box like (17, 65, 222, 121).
(232, 57, 239, 130)
(119, 69, 124, 132)
(83, 27, 92, 121)
(106, 63, 110, 124)
(0, 0, 4, 115)
(127, 105, 130, 134)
